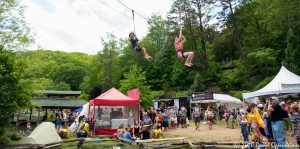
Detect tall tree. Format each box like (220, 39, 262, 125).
(0, 45, 31, 137)
(0, 0, 33, 50)
(219, 0, 244, 59)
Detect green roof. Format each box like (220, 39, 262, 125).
(31, 98, 87, 108)
(34, 90, 81, 95)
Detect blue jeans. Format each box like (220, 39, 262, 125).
(240, 123, 249, 142)
(271, 121, 286, 149)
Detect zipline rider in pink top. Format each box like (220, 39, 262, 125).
(174, 29, 194, 67)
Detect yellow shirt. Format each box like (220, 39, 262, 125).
(247, 108, 265, 129)
(83, 123, 90, 133)
(153, 129, 163, 139)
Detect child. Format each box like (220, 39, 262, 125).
(129, 32, 152, 60)
(223, 110, 229, 128)
(26, 121, 31, 134)
(240, 114, 249, 143)
(123, 127, 135, 141)
(151, 125, 164, 139)
(173, 115, 178, 128)
(174, 29, 194, 67)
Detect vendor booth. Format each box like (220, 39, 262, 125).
(243, 66, 300, 101)
(88, 87, 140, 135)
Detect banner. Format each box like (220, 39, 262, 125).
(192, 92, 213, 101)
(127, 88, 140, 100)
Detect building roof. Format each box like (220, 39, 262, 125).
(31, 98, 87, 108)
(34, 90, 81, 95)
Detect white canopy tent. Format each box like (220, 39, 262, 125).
(190, 93, 242, 110)
(243, 66, 300, 100)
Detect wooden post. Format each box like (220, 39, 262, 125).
(45, 108, 48, 121)
(37, 108, 40, 125)
(29, 108, 33, 121)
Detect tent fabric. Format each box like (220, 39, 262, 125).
(243, 66, 300, 99)
(89, 87, 139, 106)
(213, 94, 242, 104)
(190, 94, 241, 104)
(18, 122, 62, 145)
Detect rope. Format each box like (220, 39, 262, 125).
(132, 10, 135, 33)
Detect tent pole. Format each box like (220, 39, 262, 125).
(88, 105, 90, 121)
(93, 105, 95, 121)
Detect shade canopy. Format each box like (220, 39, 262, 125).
(89, 87, 139, 106)
(243, 66, 300, 99)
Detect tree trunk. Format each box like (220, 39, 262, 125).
(228, 0, 244, 60)
(195, 0, 207, 69)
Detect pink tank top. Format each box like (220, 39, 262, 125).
(175, 42, 183, 52)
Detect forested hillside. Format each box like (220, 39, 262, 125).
(14, 0, 300, 108)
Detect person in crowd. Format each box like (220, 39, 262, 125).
(240, 114, 249, 143)
(140, 125, 150, 140)
(133, 121, 141, 139)
(193, 104, 201, 130)
(223, 110, 230, 128)
(205, 106, 214, 130)
(26, 121, 31, 134)
(230, 110, 236, 129)
(56, 114, 63, 130)
(116, 124, 125, 139)
(143, 115, 152, 129)
(151, 125, 164, 139)
(267, 97, 286, 149)
(247, 103, 266, 136)
(173, 115, 178, 128)
(128, 110, 134, 128)
(123, 127, 135, 141)
(178, 110, 186, 128)
(290, 103, 300, 145)
(76, 118, 88, 138)
(156, 111, 163, 130)
(162, 109, 169, 131)
(262, 108, 271, 139)
(280, 102, 292, 134)
(148, 107, 156, 124)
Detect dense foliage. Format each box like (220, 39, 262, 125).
(6, 0, 300, 110)
(0, 0, 300, 114)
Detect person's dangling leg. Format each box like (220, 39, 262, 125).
(183, 52, 193, 67)
(141, 47, 152, 59)
(188, 52, 194, 65)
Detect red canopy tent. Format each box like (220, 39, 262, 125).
(88, 87, 140, 135)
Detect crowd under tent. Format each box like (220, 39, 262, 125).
(87, 87, 140, 135)
(243, 66, 300, 101)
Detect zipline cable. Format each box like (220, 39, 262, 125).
(95, 0, 131, 19)
(115, 0, 148, 20)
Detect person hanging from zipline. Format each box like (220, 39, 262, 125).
(174, 29, 194, 67)
(129, 32, 152, 60)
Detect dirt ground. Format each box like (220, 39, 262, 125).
(164, 121, 242, 142)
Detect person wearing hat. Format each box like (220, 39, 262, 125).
(193, 103, 201, 130)
(267, 97, 286, 149)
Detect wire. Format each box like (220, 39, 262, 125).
(95, 0, 131, 19)
(115, 0, 148, 20)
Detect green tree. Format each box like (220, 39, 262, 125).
(119, 65, 162, 108)
(0, 0, 33, 50)
(81, 33, 123, 98)
(284, 28, 300, 75)
(0, 45, 31, 138)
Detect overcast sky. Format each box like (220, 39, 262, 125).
(21, 0, 173, 55)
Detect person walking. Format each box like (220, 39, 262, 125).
(267, 97, 286, 149)
(193, 104, 201, 130)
